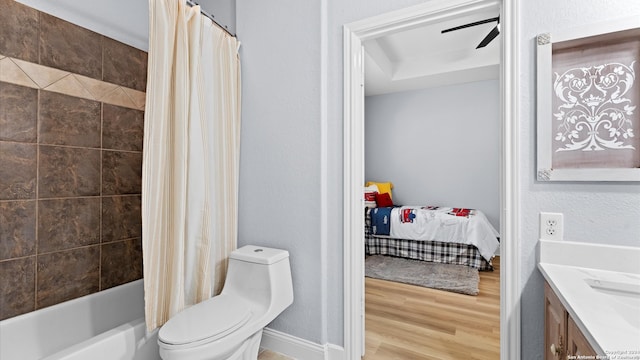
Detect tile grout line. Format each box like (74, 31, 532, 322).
(0, 235, 140, 265)
(34, 142, 142, 154)
(33, 9, 41, 312)
(99, 85, 104, 291)
(34, 84, 40, 311)
(73, 73, 99, 100)
(8, 57, 39, 89)
(0, 193, 142, 202)
(99, 35, 106, 290)
(98, 36, 106, 291)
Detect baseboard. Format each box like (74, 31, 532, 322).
(326, 343, 346, 360)
(260, 328, 345, 360)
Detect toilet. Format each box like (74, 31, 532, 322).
(157, 245, 294, 360)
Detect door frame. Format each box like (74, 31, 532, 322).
(342, 0, 521, 359)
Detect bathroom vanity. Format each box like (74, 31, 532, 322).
(539, 240, 640, 360)
(544, 281, 595, 359)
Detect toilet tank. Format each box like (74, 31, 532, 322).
(222, 246, 293, 315)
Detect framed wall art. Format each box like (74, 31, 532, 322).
(537, 17, 640, 181)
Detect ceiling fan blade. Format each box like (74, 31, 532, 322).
(441, 16, 499, 33)
(476, 25, 500, 48)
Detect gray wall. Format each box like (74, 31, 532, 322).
(519, 1, 640, 358)
(236, 0, 433, 346)
(365, 80, 500, 231)
(236, 0, 324, 343)
(198, 0, 235, 35)
(237, 0, 640, 353)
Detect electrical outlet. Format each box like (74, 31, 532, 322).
(540, 212, 563, 241)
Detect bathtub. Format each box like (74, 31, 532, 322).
(0, 279, 159, 360)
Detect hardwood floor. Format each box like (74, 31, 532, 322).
(364, 257, 500, 360)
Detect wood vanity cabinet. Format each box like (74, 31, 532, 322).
(567, 315, 598, 358)
(545, 282, 567, 360)
(544, 282, 597, 359)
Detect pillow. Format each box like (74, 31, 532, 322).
(364, 185, 378, 208)
(365, 181, 394, 199)
(375, 192, 394, 207)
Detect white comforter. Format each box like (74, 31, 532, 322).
(388, 206, 499, 261)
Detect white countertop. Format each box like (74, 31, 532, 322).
(538, 240, 640, 356)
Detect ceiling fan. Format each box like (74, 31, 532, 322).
(441, 16, 500, 49)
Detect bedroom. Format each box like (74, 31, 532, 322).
(360, 6, 501, 359)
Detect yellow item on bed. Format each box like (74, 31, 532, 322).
(365, 181, 393, 199)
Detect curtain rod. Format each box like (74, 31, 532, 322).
(185, 0, 236, 38)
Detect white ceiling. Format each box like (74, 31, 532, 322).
(364, 7, 501, 96)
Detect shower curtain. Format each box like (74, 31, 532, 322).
(142, 0, 241, 331)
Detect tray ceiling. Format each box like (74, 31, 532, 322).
(364, 6, 500, 96)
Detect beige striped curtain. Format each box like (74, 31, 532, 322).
(142, 0, 241, 332)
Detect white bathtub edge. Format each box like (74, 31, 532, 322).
(0, 279, 146, 360)
(43, 317, 159, 360)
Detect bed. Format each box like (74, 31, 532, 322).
(365, 205, 499, 271)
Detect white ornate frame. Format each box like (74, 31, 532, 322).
(343, 0, 521, 359)
(536, 17, 640, 182)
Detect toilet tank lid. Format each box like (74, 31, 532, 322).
(230, 245, 289, 265)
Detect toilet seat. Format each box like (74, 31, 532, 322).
(158, 294, 252, 347)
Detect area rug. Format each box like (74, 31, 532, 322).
(365, 255, 480, 295)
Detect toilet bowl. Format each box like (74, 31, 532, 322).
(157, 245, 294, 360)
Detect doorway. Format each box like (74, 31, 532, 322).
(342, 0, 521, 359)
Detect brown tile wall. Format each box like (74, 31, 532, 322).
(0, 0, 147, 321)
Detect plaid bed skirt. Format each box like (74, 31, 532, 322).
(365, 208, 494, 271)
(365, 237, 493, 271)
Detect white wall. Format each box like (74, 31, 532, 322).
(519, 1, 640, 358)
(365, 80, 500, 231)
